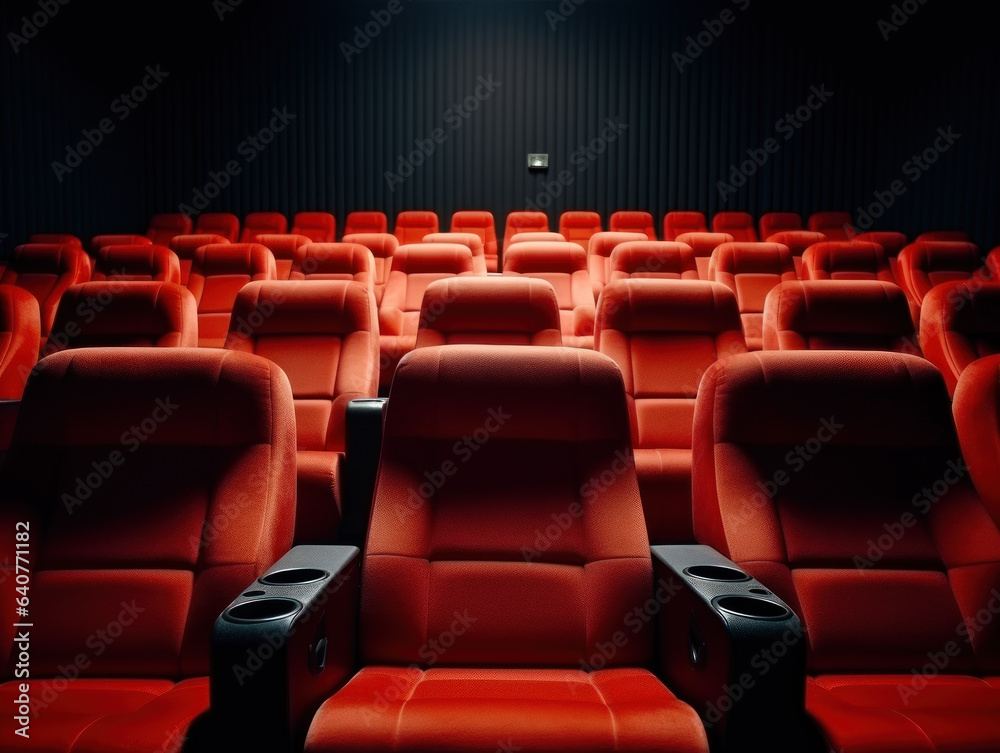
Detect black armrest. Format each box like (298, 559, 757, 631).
(340, 398, 387, 547)
(653, 544, 810, 753)
(210, 545, 360, 753)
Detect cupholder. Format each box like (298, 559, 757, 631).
(713, 595, 791, 621)
(226, 597, 301, 623)
(684, 565, 751, 583)
(259, 568, 329, 586)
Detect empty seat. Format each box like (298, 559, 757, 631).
(916, 230, 972, 243)
(415, 277, 562, 347)
(712, 212, 758, 242)
(450, 210, 499, 272)
(393, 211, 439, 245)
(806, 211, 854, 241)
(662, 211, 707, 241)
(46, 282, 198, 352)
(854, 231, 909, 279)
(588, 231, 649, 298)
(423, 232, 487, 274)
(675, 232, 735, 280)
(187, 243, 277, 347)
(609, 211, 657, 239)
(558, 210, 603, 252)
(692, 349, 1000, 753)
(91, 244, 181, 283)
(709, 242, 797, 351)
(291, 211, 337, 243)
(919, 281, 1000, 395)
(503, 242, 596, 349)
(1, 244, 89, 352)
(343, 211, 388, 236)
(90, 234, 153, 255)
(801, 241, 895, 282)
(289, 243, 374, 291)
(953, 354, 1000, 526)
(0, 346, 296, 753)
(509, 231, 566, 245)
(253, 233, 312, 280)
(145, 213, 193, 246)
(759, 212, 803, 240)
(503, 210, 549, 252)
(763, 280, 917, 354)
(301, 345, 710, 753)
(897, 241, 984, 323)
(194, 212, 240, 242)
(608, 241, 699, 282)
(225, 281, 378, 542)
(342, 233, 399, 305)
(168, 234, 230, 285)
(766, 231, 828, 277)
(0, 285, 40, 399)
(240, 211, 288, 241)
(596, 278, 746, 541)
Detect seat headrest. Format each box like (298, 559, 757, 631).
(419, 277, 561, 334)
(193, 244, 273, 276)
(597, 279, 741, 336)
(767, 281, 913, 335)
(674, 232, 734, 255)
(169, 234, 230, 255)
(713, 242, 793, 274)
(342, 233, 399, 258)
(230, 280, 376, 337)
(391, 245, 475, 274)
(765, 231, 828, 255)
(589, 232, 649, 258)
(504, 243, 588, 273)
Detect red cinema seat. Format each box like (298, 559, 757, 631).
(916, 230, 972, 243)
(0, 347, 296, 753)
(854, 231, 909, 279)
(90, 234, 152, 255)
(663, 211, 707, 241)
(610, 211, 657, 239)
(240, 212, 288, 242)
(807, 211, 854, 241)
(254, 234, 312, 280)
(92, 245, 181, 283)
(145, 213, 193, 246)
(291, 212, 337, 243)
(692, 350, 1000, 753)
(588, 232, 649, 298)
(225, 281, 378, 543)
(675, 232, 735, 280)
(759, 212, 803, 240)
(423, 232, 487, 275)
(300, 345, 710, 753)
(393, 211, 439, 245)
(919, 281, 1000, 395)
(194, 213, 240, 242)
(29, 234, 83, 249)
(187, 244, 277, 347)
(344, 211, 388, 236)
(415, 277, 562, 347)
(509, 231, 566, 245)
(45, 282, 198, 353)
(712, 212, 758, 242)
(954, 354, 1000, 526)
(450, 210, 499, 272)
(503, 211, 550, 252)
(558, 210, 603, 253)
(801, 241, 895, 282)
(763, 281, 917, 354)
(766, 231, 828, 277)
(0, 286, 40, 399)
(709, 242, 797, 350)
(289, 243, 374, 292)
(503, 242, 597, 348)
(1, 244, 89, 352)
(342, 233, 398, 305)
(897, 241, 985, 323)
(168, 234, 230, 285)
(596, 279, 746, 541)
(609, 241, 699, 283)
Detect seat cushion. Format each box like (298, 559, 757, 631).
(808, 675, 1000, 753)
(0, 677, 207, 753)
(305, 667, 708, 753)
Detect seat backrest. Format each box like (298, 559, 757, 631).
(344, 211, 389, 236)
(187, 244, 277, 347)
(378, 245, 478, 337)
(801, 241, 894, 282)
(763, 280, 917, 354)
(342, 233, 399, 301)
(759, 212, 803, 240)
(503, 211, 550, 251)
(854, 231, 908, 257)
(898, 241, 983, 308)
(712, 212, 758, 242)
(588, 232, 649, 291)
(663, 211, 707, 241)
(608, 241, 699, 282)
(609, 211, 657, 239)
(450, 211, 499, 270)
(503, 243, 595, 340)
(168, 234, 230, 285)
(289, 243, 374, 291)
(291, 212, 337, 243)
(92, 245, 181, 283)
(954, 354, 1000, 527)
(91, 234, 152, 255)
(423, 232, 486, 274)
(145, 213, 193, 246)
(674, 232, 735, 280)
(510, 232, 566, 245)
(360, 345, 653, 668)
(0, 285, 40, 400)
(558, 211, 603, 252)
(916, 230, 972, 243)
(693, 350, 1000, 676)
(0, 347, 296, 678)
(764, 231, 828, 256)
(46, 282, 198, 352)
(415, 277, 562, 347)
(394, 211, 440, 245)
(0, 244, 89, 342)
(806, 211, 853, 241)
(194, 213, 241, 242)
(240, 212, 288, 242)
(253, 234, 312, 280)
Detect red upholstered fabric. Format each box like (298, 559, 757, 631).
(0, 286, 40, 399)
(802, 241, 895, 282)
(596, 279, 746, 541)
(167, 234, 230, 285)
(342, 233, 399, 305)
(289, 243, 374, 291)
(917, 231, 973, 243)
(503, 211, 550, 252)
(291, 211, 337, 243)
(225, 280, 378, 541)
(186, 244, 277, 347)
(92, 245, 181, 283)
(46, 282, 198, 352)
(762, 281, 918, 354)
(423, 232, 487, 274)
(510, 231, 567, 245)
(692, 350, 1000, 751)
(919, 282, 1000, 395)
(0, 347, 296, 751)
(765, 231, 828, 277)
(90, 234, 152, 255)
(759, 212, 803, 240)
(708, 242, 797, 351)
(503, 242, 597, 348)
(610, 211, 657, 239)
(239, 211, 287, 242)
(344, 211, 389, 236)
(608, 241, 699, 283)
(954, 355, 1000, 528)
(588, 232, 649, 297)
(712, 211, 758, 242)
(807, 211, 854, 241)
(145, 213, 193, 247)
(193, 213, 240, 242)
(415, 277, 563, 347)
(854, 231, 909, 258)
(394, 211, 440, 245)
(254, 234, 312, 280)
(559, 211, 603, 253)
(29, 234, 83, 249)
(674, 232, 735, 280)
(898, 241, 984, 321)
(662, 211, 707, 241)
(450, 211, 499, 272)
